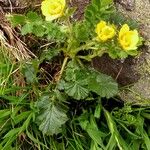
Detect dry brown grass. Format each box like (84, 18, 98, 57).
(0, 5, 37, 96)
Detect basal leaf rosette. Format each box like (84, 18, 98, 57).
(41, 0, 66, 21)
(95, 21, 116, 42)
(119, 24, 139, 51)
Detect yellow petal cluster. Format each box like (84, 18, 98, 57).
(95, 21, 116, 42)
(119, 24, 139, 51)
(41, 0, 66, 21)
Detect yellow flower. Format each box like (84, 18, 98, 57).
(95, 21, 116, 42)
(41, 0, 66, 21)
(119, 24, 139, 50)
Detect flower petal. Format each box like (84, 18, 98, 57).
(119, 24, 139, 51)
(41, 0, 66, 21)
(119, 24, 129, 39)
(95, 21, 116, 42)
(95, 21, 107, 34)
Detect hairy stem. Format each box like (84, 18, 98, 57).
(56, 56, 69, 82)
(75, 41, 96, 52)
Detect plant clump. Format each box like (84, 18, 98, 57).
(0, 0, 149, 150)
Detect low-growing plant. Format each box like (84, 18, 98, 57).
(0, 0, 148, 149)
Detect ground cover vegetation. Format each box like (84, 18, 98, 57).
(0, 0, 150, 149)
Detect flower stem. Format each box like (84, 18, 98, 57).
(56, 56, 69, 82)
(75, 41, 95, 52)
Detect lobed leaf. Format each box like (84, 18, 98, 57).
(88, 70, 118, 98)
(100, 0, 113, 8)
(64, 82, 89, 100)
(59, 61, 118, 100)
(36, 95, 68, 135)
(73, 22, 90, 42)
(21, 23, 33, 35)
(84, 0, 114, 28)
(7, 14, 26, 26)
(26, 11, 40, 22)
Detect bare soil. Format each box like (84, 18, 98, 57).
(69, 0, 90, 20)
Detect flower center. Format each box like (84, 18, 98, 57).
(103, 27, 113, 36)
(48, 2, 63, 15)
(121, 33, 132, 48)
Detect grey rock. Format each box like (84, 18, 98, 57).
(115, 0, 135, 11)
(116, 0, 150, 105)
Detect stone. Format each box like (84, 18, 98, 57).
(116, 0, 150, 105)
(114, 0, 135, 11)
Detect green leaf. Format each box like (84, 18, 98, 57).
(126, 50, 138, 56)
(59, 61, 90, 100)
(21, 21, 46, 37)
(105, 134, 117, 150)
(23, 64, 37, 83)
(78, 111, 89, 130)
(64, 61, 88, 81)
(90, 141, 102, 150)
(32, 25, 46, 37)
(3, 128, 20, 138)
(19, 113, 33, 132)
(118, 50, 128, 59)
(60, 61, 118, 99)
(88, 70, 118, 98)
(143, 129, 150, 150)
(84, 0, 114, 28)
(64, 82, 89, 100)
(55, 90, 68, 102)
(94, 104, 101, 118)
(21, 23, 33, 35)
(26, 130, 48, 149)
(79, 112, 106, 149)
(141, 112, 150, 119)
(87, 128, 106, 149)
(13, 111, 31, 125)
(0, 109, 10, 119)
(107, 49, 119, 59)
(107, 46, 129, 59)
(92, 0, 101, 9)
(73, 22, 90, 42)
(22, 59, 39, 84)
(36, 95, 68, 135)
(26, 11, 40, 22)
(130, 140, 141, 150)
(44, 22, 66, 42)
(101, 0, 113, 7)
(7, 14, 26, 26)
(87, 116, 106, 149)
(1, 136, 16, 150)
(104, 109, 129, 150)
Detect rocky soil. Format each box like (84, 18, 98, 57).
(115, 0, 150, 105)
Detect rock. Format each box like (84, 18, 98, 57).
(115, 0, 150, 105)
(115, 0, 150, 40)
(114, 0, 135, 11)
(69, 0, 90, 20)
(92, 55, 140, 86)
